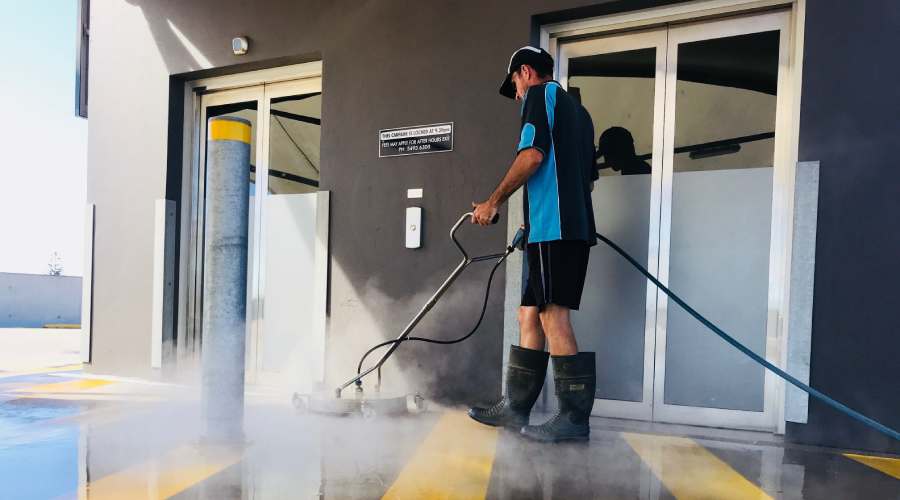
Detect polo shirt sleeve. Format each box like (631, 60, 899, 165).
(517, 85, 553, 156)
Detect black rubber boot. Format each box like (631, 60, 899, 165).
(521, 352, 596, 443)
(468, 345, 549, 429)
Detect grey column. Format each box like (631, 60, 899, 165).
(785, 161, 820, 424)
(201, 116, 251, 442)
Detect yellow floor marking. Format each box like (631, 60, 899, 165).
(0, 364, 82, 379)
(38, 404, 124, 430)
(622, 432, 772, 500)
(16, 378, 115, 394)
(18, 392, 163, 402)
(845, 453, 900, 480)
(83, 444, 243, 499)
(382, 412, 499, 500)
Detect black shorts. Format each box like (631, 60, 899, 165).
(521, 240, 590, 310)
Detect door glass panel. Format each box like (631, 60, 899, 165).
(259, 91, 323, 388)
(205, 101, 258, 349)
(268, 93, 322, 194)
(664, 31, 779, 411)
(568, 47, 656, 402)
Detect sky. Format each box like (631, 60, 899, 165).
(0, 1, 87, 276)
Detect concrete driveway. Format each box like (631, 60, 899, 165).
(0, 328, 81, 374)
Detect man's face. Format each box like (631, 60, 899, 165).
(511, 66, 531, 101)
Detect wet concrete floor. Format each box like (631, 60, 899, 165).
(1, 368, 898, 499)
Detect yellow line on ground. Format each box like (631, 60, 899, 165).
(622, 432, 772, 500)
(41, 401, 136, 429)
(382, 412, 499, 500)
(16, 378, 115, 394)
(82, 444, 243, 499)
(18, 392, 164, 403)
(845, 453, 900, 480)
(0, 364, 82, 379)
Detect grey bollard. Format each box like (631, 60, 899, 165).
(201, 116, 251, 443)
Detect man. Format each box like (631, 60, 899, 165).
(468, 46, 597, 442)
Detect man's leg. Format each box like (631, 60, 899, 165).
(467, 300, 549, 428)
(519, 305, 546, 351)
(521, 241, 595, 442)
(538, 304, 577, 355)
(522, 308, 594, 442)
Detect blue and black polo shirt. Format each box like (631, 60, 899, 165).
(517, 81, 597, 245)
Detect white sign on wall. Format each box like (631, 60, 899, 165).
(379, 122, 453, 157)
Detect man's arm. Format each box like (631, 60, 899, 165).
(471, 148, 544, 225)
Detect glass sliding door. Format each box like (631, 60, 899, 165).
(654, 12, 791, 430)
(193, 77, 327, 391)
(559, 29, 667, 421)
(556, 10, 792, 431)
(255, 78, 328, 390)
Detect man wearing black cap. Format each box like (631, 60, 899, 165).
(468, 46, 597, 442)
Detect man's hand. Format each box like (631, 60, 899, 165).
(471, 200, 499, 226)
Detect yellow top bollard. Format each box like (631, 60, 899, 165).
(208, 116, 251, 144)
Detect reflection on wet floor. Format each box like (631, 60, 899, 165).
(0, 369, 898, 499)
(490, 427, 656, 500)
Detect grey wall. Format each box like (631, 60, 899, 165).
(87, 0, 626, 397)
(786, 0, 900, 454)
(0, 273, 82, 327)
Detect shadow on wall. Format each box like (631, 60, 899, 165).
(113, 0, 536, 404)
(121, 0, 344, 75)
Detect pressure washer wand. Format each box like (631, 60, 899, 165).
(335, 212, 506, 399)
(335, 258, 468, 398)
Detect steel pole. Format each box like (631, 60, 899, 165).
(201, 116, 251, 442)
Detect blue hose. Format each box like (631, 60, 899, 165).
(595, 232, 900, 442)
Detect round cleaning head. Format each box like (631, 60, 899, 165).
(303, 391, 411, 417)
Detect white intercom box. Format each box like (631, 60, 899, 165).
(406, 207, 422, 249)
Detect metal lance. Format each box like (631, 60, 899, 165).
(201, 116, 251, 443)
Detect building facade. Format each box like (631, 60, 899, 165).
(80, 0, 900, 453)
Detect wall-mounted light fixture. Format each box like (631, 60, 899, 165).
(232, 37, 249, 56)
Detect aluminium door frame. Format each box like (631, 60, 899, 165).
(178, 62, 323, 375)
(252, 77, 325, 386)
(541, 0, 805, 437)
(652, 10, 793, 431)
(557, 28, 669, 422)
(546, 6, 801, 432)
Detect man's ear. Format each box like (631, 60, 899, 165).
(521, 64, 533, 81)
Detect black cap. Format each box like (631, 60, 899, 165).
(499, 46, 554, 99)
